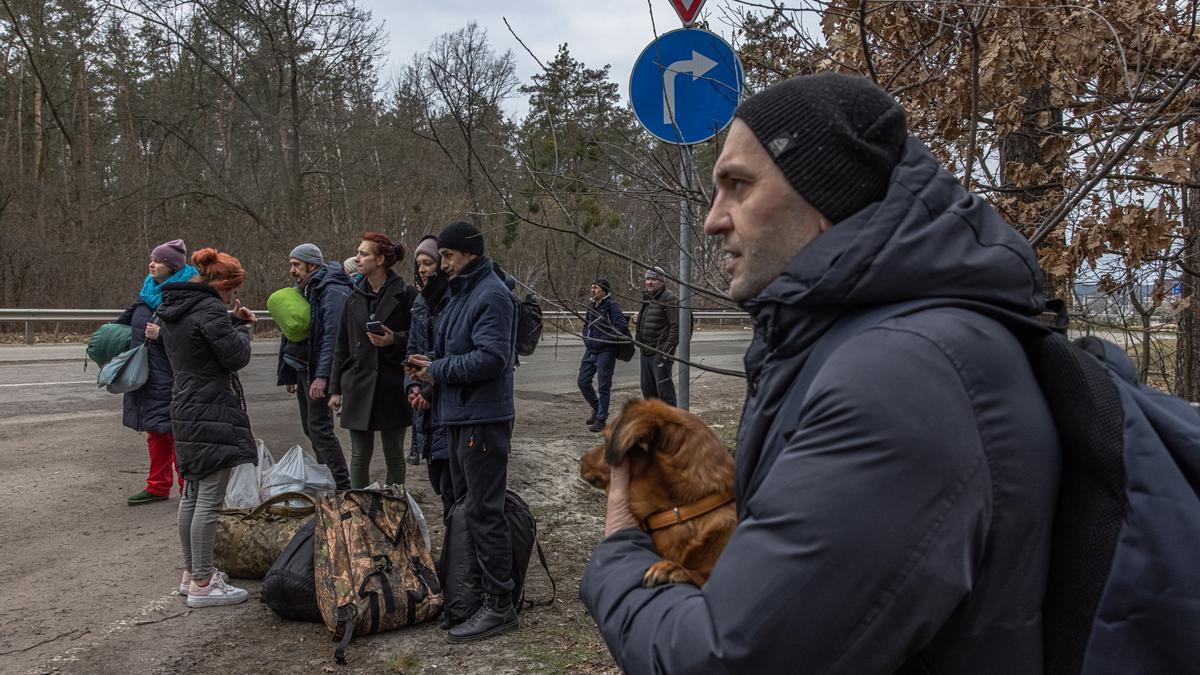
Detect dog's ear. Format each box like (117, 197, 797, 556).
(604, 405, 661, 467)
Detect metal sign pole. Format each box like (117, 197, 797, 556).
(678, 147, 693, 410)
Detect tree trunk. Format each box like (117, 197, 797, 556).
(32, 74, 44, 233)
(1176, 141, 1200, 400)
(1000, 84, 1069, 303)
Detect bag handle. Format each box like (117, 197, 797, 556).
(244, 491, 319, 520)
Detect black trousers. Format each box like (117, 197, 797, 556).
(640, 352, 678, 407)
(448, 421, 515, 605)
(295, 369, 350, 490)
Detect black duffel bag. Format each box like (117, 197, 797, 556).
(439, 490, 556, 625)
(261, 519, 322, 623)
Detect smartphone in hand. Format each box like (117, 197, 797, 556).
(365, 320, 386, 335)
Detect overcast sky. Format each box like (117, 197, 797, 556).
(361, 0, 726, 116)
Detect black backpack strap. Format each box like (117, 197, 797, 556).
(523, 539, 557, 610)
(334, 604, 356, 664)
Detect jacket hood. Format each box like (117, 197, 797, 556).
(743, 137, 1045, 355)
(157, 282, 221, 323)
(308, 262, 352, 290)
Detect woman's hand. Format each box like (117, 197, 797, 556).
(144, 323, 161, 341)
(232, 299, 257, 324)
(328, 394, 343, 412)
(367, 324, 395, 347)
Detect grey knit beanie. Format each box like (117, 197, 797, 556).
(289, 243, 324, 266)
(734, 73, 908, 224)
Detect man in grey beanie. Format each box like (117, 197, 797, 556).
(634, 266, 679, 406)
(278, 242, 353, 489)
(582, 73, 1059, 673)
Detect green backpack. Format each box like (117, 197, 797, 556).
(87, 323, 132, 368)
(268, 287, 312, 343)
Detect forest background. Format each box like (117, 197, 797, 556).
(1, 0, 1198, 398)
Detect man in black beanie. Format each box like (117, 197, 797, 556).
(582, 73, 1059, 673)
(405, 219, 521, 642)
(579, 277, 629, 432)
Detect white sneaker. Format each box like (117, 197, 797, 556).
(180, 569, 229, 596)
(186, 575, 248, 608)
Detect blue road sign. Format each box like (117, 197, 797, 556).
(1172, 282, 1182, 296)
(629, 28, 743, 145)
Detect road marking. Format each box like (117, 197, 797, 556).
(0, 380, 93, 388)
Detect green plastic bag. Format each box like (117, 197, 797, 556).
(87, 322, 132, 368)
(268, 287, 311, 343)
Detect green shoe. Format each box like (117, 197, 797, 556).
(127, 490, 168, 506)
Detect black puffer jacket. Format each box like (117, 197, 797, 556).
(635, 288, 679, 355)
(157, 282, 256, 481)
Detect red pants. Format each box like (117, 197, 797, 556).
(146, 431, 184, 497)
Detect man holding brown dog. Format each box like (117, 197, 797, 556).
(581, 73, 1060, 673)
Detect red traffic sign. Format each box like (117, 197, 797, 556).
(668, 0, 707, 26)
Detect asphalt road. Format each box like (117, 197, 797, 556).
(0, 330, 752, 674)
(0, 330, 752, 427)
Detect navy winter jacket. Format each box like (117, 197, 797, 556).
(582, 295, 628, 352)
(580, 137, 1062, 674)
(407, 291, 450, 460)
(277, 262, 352, 384)
(115, 300, 173, 434)
(429, 257, 518, 426)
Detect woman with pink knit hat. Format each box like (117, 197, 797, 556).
(113, 239, 197, 505)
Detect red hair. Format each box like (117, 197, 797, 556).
(191, 247, 245, 291)
(361, 231, 404, 269)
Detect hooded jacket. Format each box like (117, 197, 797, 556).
(276, 262, 352, 385)
(582, 294, 629, 353)
(580, 138, 1061, 674)
(429, 257, 518, 426)
(157, 282, 256, 481)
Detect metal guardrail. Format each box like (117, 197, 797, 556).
(0, 308, 753, 344)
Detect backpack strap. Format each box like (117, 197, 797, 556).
(522, 540, 558, 610)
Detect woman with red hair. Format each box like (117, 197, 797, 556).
(330, 232, 417, 488)
(158, 247, 258, 607)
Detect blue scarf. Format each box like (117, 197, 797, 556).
(140, 265, 198, 309)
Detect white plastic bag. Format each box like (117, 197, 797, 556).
(262, 444, 336, 505)
(223, 439, 275, 508)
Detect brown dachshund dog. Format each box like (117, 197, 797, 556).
(580, 399, 736, 588)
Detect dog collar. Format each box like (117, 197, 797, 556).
(643, 491, 735, 532)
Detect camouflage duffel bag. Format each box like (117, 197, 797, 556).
(315, 486, 442, 664)
(214, 492, 318, 579)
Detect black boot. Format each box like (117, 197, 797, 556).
(447, 595, 518, 643)
(586, 411, 598, 426)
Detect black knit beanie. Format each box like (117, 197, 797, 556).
(593, 278, 611, 295)
(437, 220, 485, 256)
(735, 73, 908, 224)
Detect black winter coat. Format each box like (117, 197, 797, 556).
(115, 300, 173, 434)
(581, 137, 1061, 674)
(330, 272, 417, 431)
(406, 290, 450, 461)
(157, 282, 256, 481)
(634, 288, 679, 355)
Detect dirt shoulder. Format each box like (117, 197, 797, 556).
(1, 374, 744, 675)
